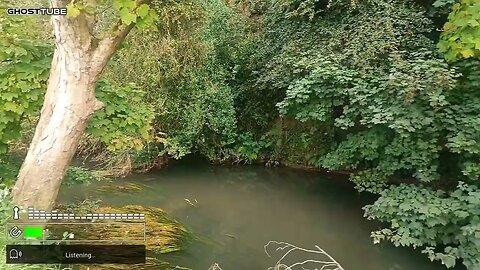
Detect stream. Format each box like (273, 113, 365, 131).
(58, 161, 451, 270)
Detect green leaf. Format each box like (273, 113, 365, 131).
(66, 3, 81, 18)
(3, 102, 17, 112)
(135, 18, 147, 29)
(113, 0, 136, 10)
(136, 4, 150, 19)
(442, 255, 456, 268)
(119, 8, 137, 25)
(460, 48, 475, 58)
(112, 0, 122, 10)
(0, 92, 17, 101)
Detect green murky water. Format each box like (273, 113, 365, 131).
(59, 162, 451, 270)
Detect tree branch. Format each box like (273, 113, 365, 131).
(50, 0, 97, 52)
(89, 0, 153, 80)
(89, 22, 135, 80)
(264, 241, 344, 270)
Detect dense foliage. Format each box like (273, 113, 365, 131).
(66, 0, 159, 28)
(365, 183, 480, 269)
(0, 1, 51, 190)
(99, 0, 248, 169)
(231, 0, 480, 268)
(0, 11, 51, 154)
(88, 80, 154, 152)
(1, 0, 479, 269)
(438, 0, 480, 61)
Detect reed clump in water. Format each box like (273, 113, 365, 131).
(96, 182, 145, 193)
(79, 257, 187, 270)
(51, 204, 191, 270)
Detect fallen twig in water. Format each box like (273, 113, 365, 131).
(174, 266, 192, 270)
(264, 240, 344, 270)
(222, 233, 237, 239)
(184, 198, 198, 207)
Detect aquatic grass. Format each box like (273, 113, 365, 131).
(108, 205, 190, 253)
(52, 204, 191, 270)
(54, 204, 190, 253)
(78, 257, 180, 270)
(95, 182, 146, 193)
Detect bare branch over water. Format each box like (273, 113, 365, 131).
(264, 241, 344, 270)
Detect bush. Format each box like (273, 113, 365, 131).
(364, 183, 480, 269)
(236, 0, 480, 268)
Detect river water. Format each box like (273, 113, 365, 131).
(58, 162, 450, 270)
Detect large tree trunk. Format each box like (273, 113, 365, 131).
(12, 0, 134, 211)
(11, 52, 101, 211)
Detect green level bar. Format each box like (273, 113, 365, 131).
(25, 227, 43, 239)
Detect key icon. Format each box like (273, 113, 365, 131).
(13, 206, 19, 220)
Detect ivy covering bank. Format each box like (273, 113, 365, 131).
(0, 0, 479, 269)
